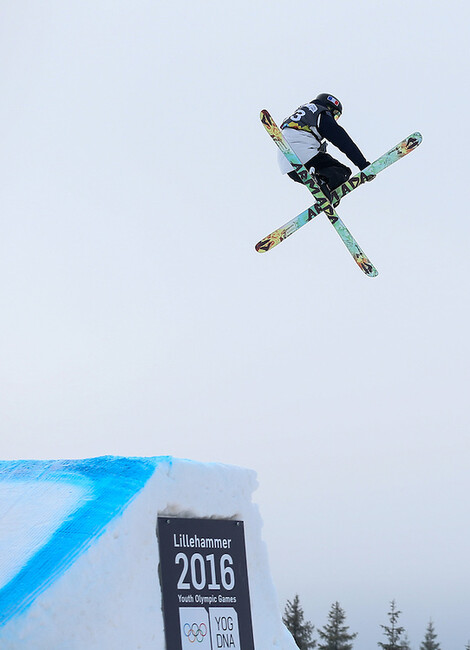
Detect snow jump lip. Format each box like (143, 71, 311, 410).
(0, 455, 295, 650)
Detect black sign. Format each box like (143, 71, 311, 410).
(157, 517, 255, 650)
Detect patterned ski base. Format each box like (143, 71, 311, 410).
(256, 129, 422, 254)
(259, 109, 379, 277)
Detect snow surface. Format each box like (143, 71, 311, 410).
(0, 456, 296, 650)
(0, 479, 89, 590)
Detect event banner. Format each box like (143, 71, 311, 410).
(157, 517, 255, 650)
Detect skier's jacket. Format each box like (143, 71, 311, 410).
(278, 101, 368, 173)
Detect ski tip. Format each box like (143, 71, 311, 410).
(355, 255, 379, 277)
(255, 238, 271, 253)
(410, 131, 423, 144)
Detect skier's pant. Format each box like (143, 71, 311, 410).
(287, 152, 351, 189)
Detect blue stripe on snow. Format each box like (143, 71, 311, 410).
(0, 455, 168, 626)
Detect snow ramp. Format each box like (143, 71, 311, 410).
(0, 456, 296, 649)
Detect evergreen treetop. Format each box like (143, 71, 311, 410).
(317, 601, 357, 650)
(283, 594, 316, 650)
(378, 600, 407, 650)
(420, 619, 440, 650)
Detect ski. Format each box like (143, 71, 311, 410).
(256, 131, 422, 253)
(259, 109, 378, 277)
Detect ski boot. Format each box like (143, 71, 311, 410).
(316, 174, 342, 208)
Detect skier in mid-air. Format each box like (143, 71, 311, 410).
(278, 93, 373, 199)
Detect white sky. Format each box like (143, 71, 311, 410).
(0, 1, 469, 647)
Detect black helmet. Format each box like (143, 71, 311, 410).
(315, 93, 343, 119)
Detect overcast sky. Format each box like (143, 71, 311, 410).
(1, 1, 469, 647)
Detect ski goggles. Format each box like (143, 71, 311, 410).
(333, 109, 341, 120)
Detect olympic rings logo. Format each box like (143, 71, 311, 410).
(183, 622, 208, 643)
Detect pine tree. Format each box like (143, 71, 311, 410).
(378, 600, 407, 649)
(283, 595, 316, 650)
(317, 601, 357, 650)
(420, 619, 440, 650)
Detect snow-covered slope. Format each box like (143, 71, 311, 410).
(0, 456, 296, 649)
